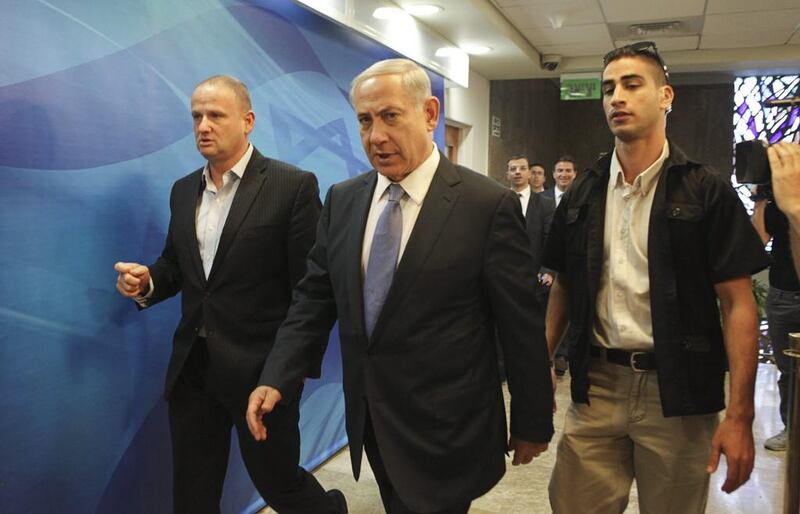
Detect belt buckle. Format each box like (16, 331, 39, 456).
(629, 352, 647, 373)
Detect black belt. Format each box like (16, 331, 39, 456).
(590, 345, 656, 372)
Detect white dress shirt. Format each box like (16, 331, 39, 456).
(515, 186, 531, 217)
(554, 187, 565, 207)
(137, 144, 253, 304)
(593, 141, 669, 351)
(361, 144, 440, 276)
(196, 144, 253, 278)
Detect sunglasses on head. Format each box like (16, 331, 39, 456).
(602, 41, 669, 81)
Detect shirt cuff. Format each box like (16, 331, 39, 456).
(133, 277, 154, 307)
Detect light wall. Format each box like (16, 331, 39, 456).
(445, 70, 490, 174)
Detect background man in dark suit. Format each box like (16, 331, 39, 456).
(114, 75, 345, 514)
(505, 154, 556, 303)
(247, 59, 554, 514)
(530, 162, 547, 193)
(541, 156, 577, 207)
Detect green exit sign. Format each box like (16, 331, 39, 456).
(560, 74, 602, 100)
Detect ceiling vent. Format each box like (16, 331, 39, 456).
(629, 21, 683, 36)
(608, 16, 703, 41)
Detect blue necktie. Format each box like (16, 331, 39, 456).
(364, 183, 405, 338)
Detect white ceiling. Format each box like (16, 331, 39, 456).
(394, 0, 800, 79)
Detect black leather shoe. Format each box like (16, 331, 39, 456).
(327, 489, 348, 514)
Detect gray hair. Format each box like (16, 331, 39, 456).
(195, 75, 252, 111)
(349, 58, 432, 107)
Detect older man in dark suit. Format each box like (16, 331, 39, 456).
(114, 75, 345, 514)
(247, 59, 554, 514)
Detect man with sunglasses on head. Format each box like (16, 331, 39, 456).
(543, 42, 768, 513)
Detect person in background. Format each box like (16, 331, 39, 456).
(769, 141, 800, 276)
(542, 156, 578, 207)
(530, 162, 547, 193)
(753, 140, 800, 451)
(506, 154, 556, 352)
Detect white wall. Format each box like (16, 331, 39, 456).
(444, 70, 490, 175)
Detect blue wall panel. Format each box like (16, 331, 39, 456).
(0, 1, 444, 512)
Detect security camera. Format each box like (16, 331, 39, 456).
(540, 54, 562, 71)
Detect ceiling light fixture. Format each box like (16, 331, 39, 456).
(462, 45, 492, 55)
(372, 7, 406, 20)
(435, 47, 457, 57)
(546, 14, 565, 29)
(405, 4, 443, 16)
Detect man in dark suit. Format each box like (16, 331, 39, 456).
(114, 76, 345, 514)
(247, 59, 554, 514)
(530, 161, 547, 193)
(506, 155, 556, 293)
(541, 155, 577, 207)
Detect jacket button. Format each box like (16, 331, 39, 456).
(204, 292, 210, 300)
(671, 207, 681, 217)
(682, 338, 692, 349)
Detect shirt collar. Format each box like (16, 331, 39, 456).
(375, 142, 439, 205)
(515, 185, 531, 202)
(610, 140, 669, 195)
(202, 143, 254, 190)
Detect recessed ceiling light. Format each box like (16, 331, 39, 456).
(435, 47, 459, 57)
(405, 4, 443, 16)
(372, 7, 406, 20)
(462, 45, 492, 55)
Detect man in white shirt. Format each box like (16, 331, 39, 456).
(543, 42, 768, 513)
(542, 156, 577, 207)
(114, 75, 345, 514)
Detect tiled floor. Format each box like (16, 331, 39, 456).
(262, 363, 787, 513)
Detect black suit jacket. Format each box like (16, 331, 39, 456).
(141, 147, 322, 402)
(260, 155, 554, 511)
(524, 187, 555, 273)
(540, 186, 556, 201)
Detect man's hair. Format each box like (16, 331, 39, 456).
(349, 58, 432, 107)
(195, 75, 252, 111)
(554, 155, 576, 170)
(530, 162, 545, 171)
(603, 46, 668, 87)
(507, 155, 530, 168)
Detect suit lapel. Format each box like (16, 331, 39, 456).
(525, 186, 535, 227)
(206, 149, 269, 283)
(368, 156, 461, 346)
(348, 173, 377, 340)
(179, 169, 207, 285)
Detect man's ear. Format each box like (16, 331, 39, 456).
(423, 96, 440, 131)
(244, 110, 256, 135)
(660, 85, 674, 113)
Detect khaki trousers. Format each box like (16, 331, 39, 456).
(548, 355, 719, 514)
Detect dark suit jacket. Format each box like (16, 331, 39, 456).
(260, 154, 554, 512)
(141, 147, 322, 402)
(524, 187, 555, 273)
(540, 186, 556, 201)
